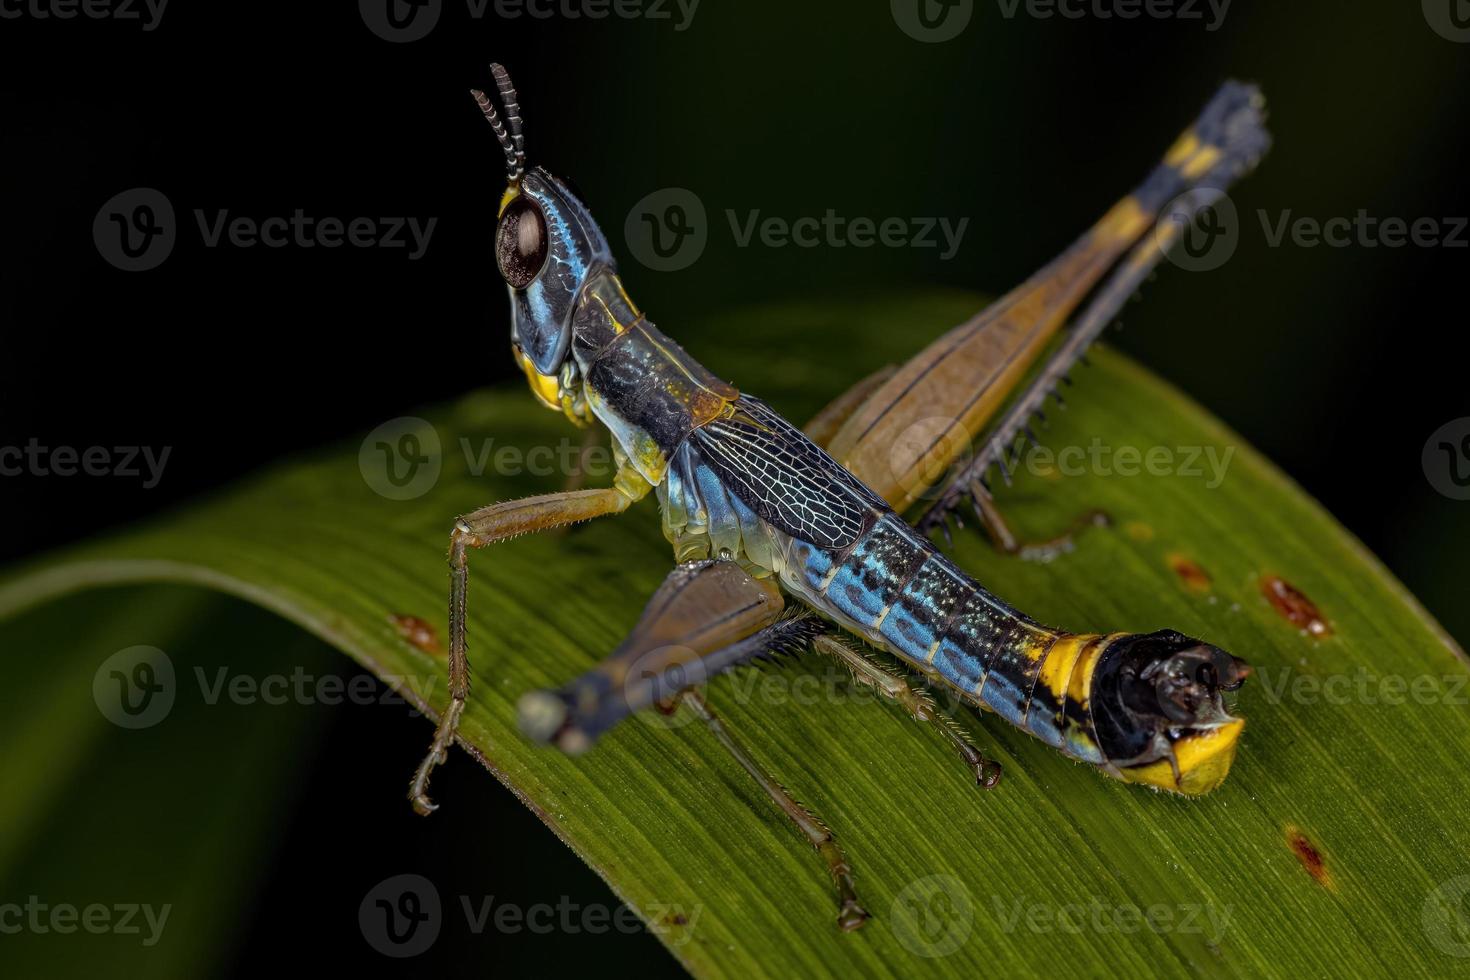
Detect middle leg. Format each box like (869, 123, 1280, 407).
(681, 687, 870, 931)
(812, 633, 1002, 788)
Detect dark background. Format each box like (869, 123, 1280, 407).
(1, 0, 1467, 975)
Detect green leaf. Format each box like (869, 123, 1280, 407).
(3, 292, 1468, 977)
(0, 586, 336, 977)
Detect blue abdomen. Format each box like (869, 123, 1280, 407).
(788, 513, 1076, 750)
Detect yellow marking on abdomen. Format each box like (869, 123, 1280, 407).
(1164, 131, 1201, 167)
(1066, 633, 1121, 707)
(1036, 634, 1100, 703)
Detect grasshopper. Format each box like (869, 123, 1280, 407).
(410, 65, 1267, 929)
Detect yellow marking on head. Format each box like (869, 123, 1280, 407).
(515, 346, 563, 411)
(1120, 718, 1245, 795)
(498, 185, 520, 218)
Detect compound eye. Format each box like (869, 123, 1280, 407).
(496, 196, 549, 289)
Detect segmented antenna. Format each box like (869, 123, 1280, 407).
(490, 63, 526, 178)
(469, 64, 525, 182)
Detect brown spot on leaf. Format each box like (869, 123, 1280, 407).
(1286, 825, 1334, 889)
(391, 614, 441, 653)
(1167, 553, 1212, 594)
(1125, 521, 1155, 542)
(1262, 576, 1332, 638)
(662, 912, 689, 927)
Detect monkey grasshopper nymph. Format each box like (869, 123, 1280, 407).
(410, 64, 1266, 930)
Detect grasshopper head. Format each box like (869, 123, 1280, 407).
(471, 66, 613, 406)
(1092, 630, 1252, 795)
